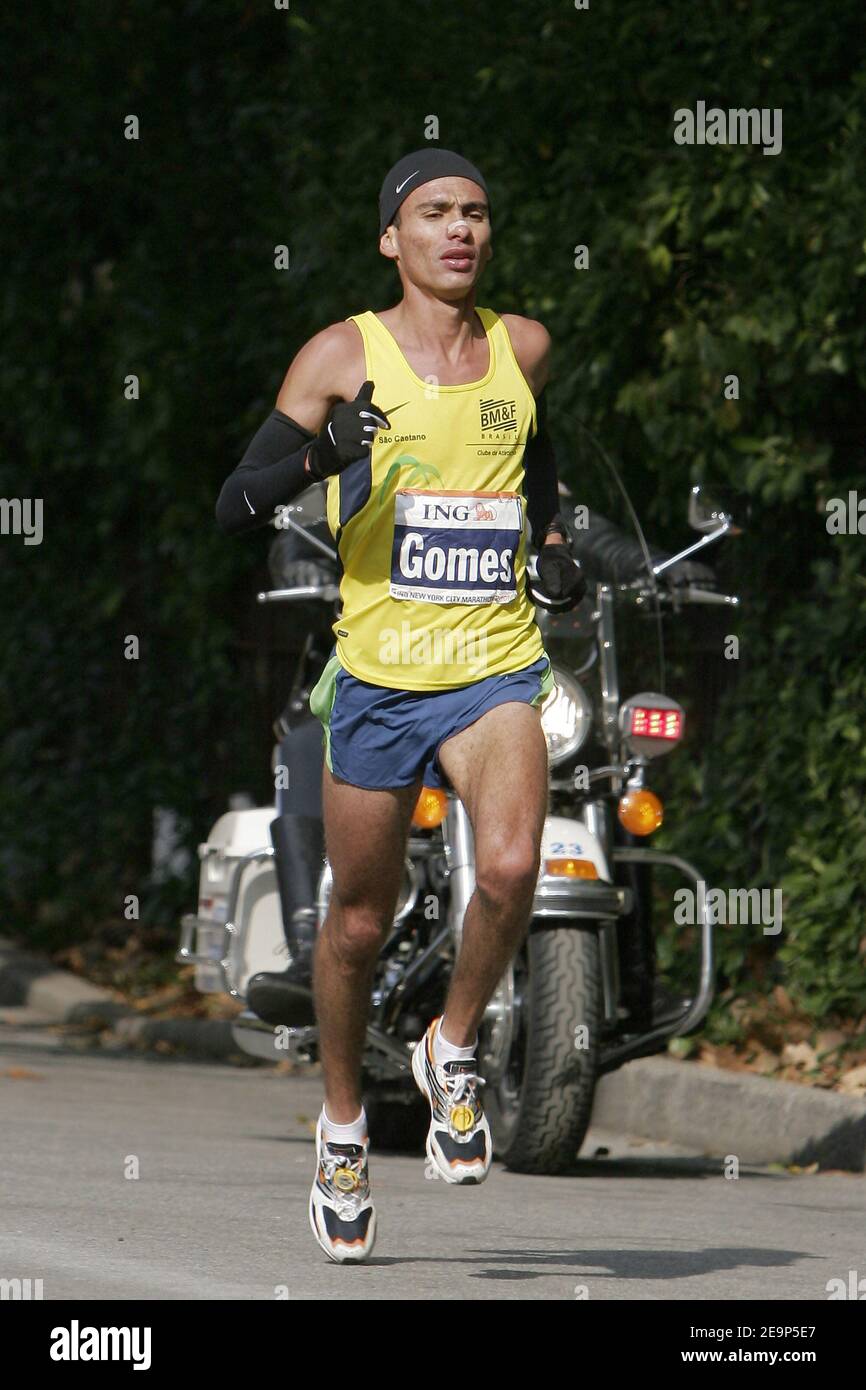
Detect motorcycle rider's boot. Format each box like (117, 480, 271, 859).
(309, 1112, 376, 1263)
(269, 813, 322, 973)
(411, 1016, 492, 1184)
(246, 915, 317, 1026)
(246, 956, 316, 1027)
(246, 813, 321, 1026)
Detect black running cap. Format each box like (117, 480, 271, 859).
(378, 149, 491, 236)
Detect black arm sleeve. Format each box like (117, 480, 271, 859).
(215, 409, 318, 536)
(523, 389, 563, 549)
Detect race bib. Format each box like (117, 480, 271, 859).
(390, 489, 523, 604)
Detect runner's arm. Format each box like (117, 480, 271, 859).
(215, 326, 353, 536)
(505, 316, 568, 549)
(525, 388, 570, 549)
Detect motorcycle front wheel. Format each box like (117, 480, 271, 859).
(482, 923, 603, 1174)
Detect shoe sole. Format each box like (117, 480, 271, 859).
(411, 1028, 490, 1186)
(308, 1190, 376, 1264)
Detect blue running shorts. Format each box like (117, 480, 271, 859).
(309, 652, 554, 791)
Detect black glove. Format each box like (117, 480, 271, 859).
(306, 380, 390, 481)
(536, 543, 587, 610)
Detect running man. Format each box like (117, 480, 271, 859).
(216, 148, 585, 1263)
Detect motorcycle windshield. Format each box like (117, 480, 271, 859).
(537, 445, 667, 699)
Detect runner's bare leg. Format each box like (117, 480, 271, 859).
(435, 701, 549, 1047)
(314, 766, 423, 1123)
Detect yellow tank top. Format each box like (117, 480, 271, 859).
(324, 306, 546, 691)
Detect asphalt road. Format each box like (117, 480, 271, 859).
(1, 1034, 863, 1301)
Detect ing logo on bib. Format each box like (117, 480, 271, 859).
(390, 488, 522, 605)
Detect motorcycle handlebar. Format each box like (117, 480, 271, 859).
(257, 581, 738, 611)
(677, 585, 739, 606)
(256, 585, 341, 604)
(626, 582, 740, 607)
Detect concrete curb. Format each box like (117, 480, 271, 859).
(0, 937, 119, 1016)
(109, 1016, 241, 1060)
(0, 937, 241, 1059)
(593, 1056, 866, 1172)
(1, 936, 864, 1170)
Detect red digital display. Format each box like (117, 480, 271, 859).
(630, 707, 683, 740)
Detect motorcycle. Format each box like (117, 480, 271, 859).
(177, 481, 741, 1172)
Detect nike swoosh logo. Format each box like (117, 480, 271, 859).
(381, 401, 411, 418)
(243, 489, 255, 515)
(395, 171, 419, 194)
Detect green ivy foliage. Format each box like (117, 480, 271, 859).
(657, 545, 866, 1019)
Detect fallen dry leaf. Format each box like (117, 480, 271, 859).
(815, 1029, 848, 1055)
(838, 1064, 866, 1095)
(782, 1041, 818, 1069)
(752, 1051, 781, 1075)
(1, 1066, 46, 1080)
(131, 984, 194, 1015)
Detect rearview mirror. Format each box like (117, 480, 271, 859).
(688, 485, 734, 534)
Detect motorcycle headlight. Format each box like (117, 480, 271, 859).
(540, 665, 592, 766)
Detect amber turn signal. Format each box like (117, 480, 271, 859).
(411, 786, 449, 829)
(617, 788, 663, 836)
(544, 858, 599, 879)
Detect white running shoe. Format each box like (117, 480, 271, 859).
(411, 1016, 492, 1184)
(308, 1113, 377, 1263)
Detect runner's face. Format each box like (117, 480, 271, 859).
(382, 177, 492, 296)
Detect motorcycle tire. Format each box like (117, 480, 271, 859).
(485, 924, 602, 1175)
